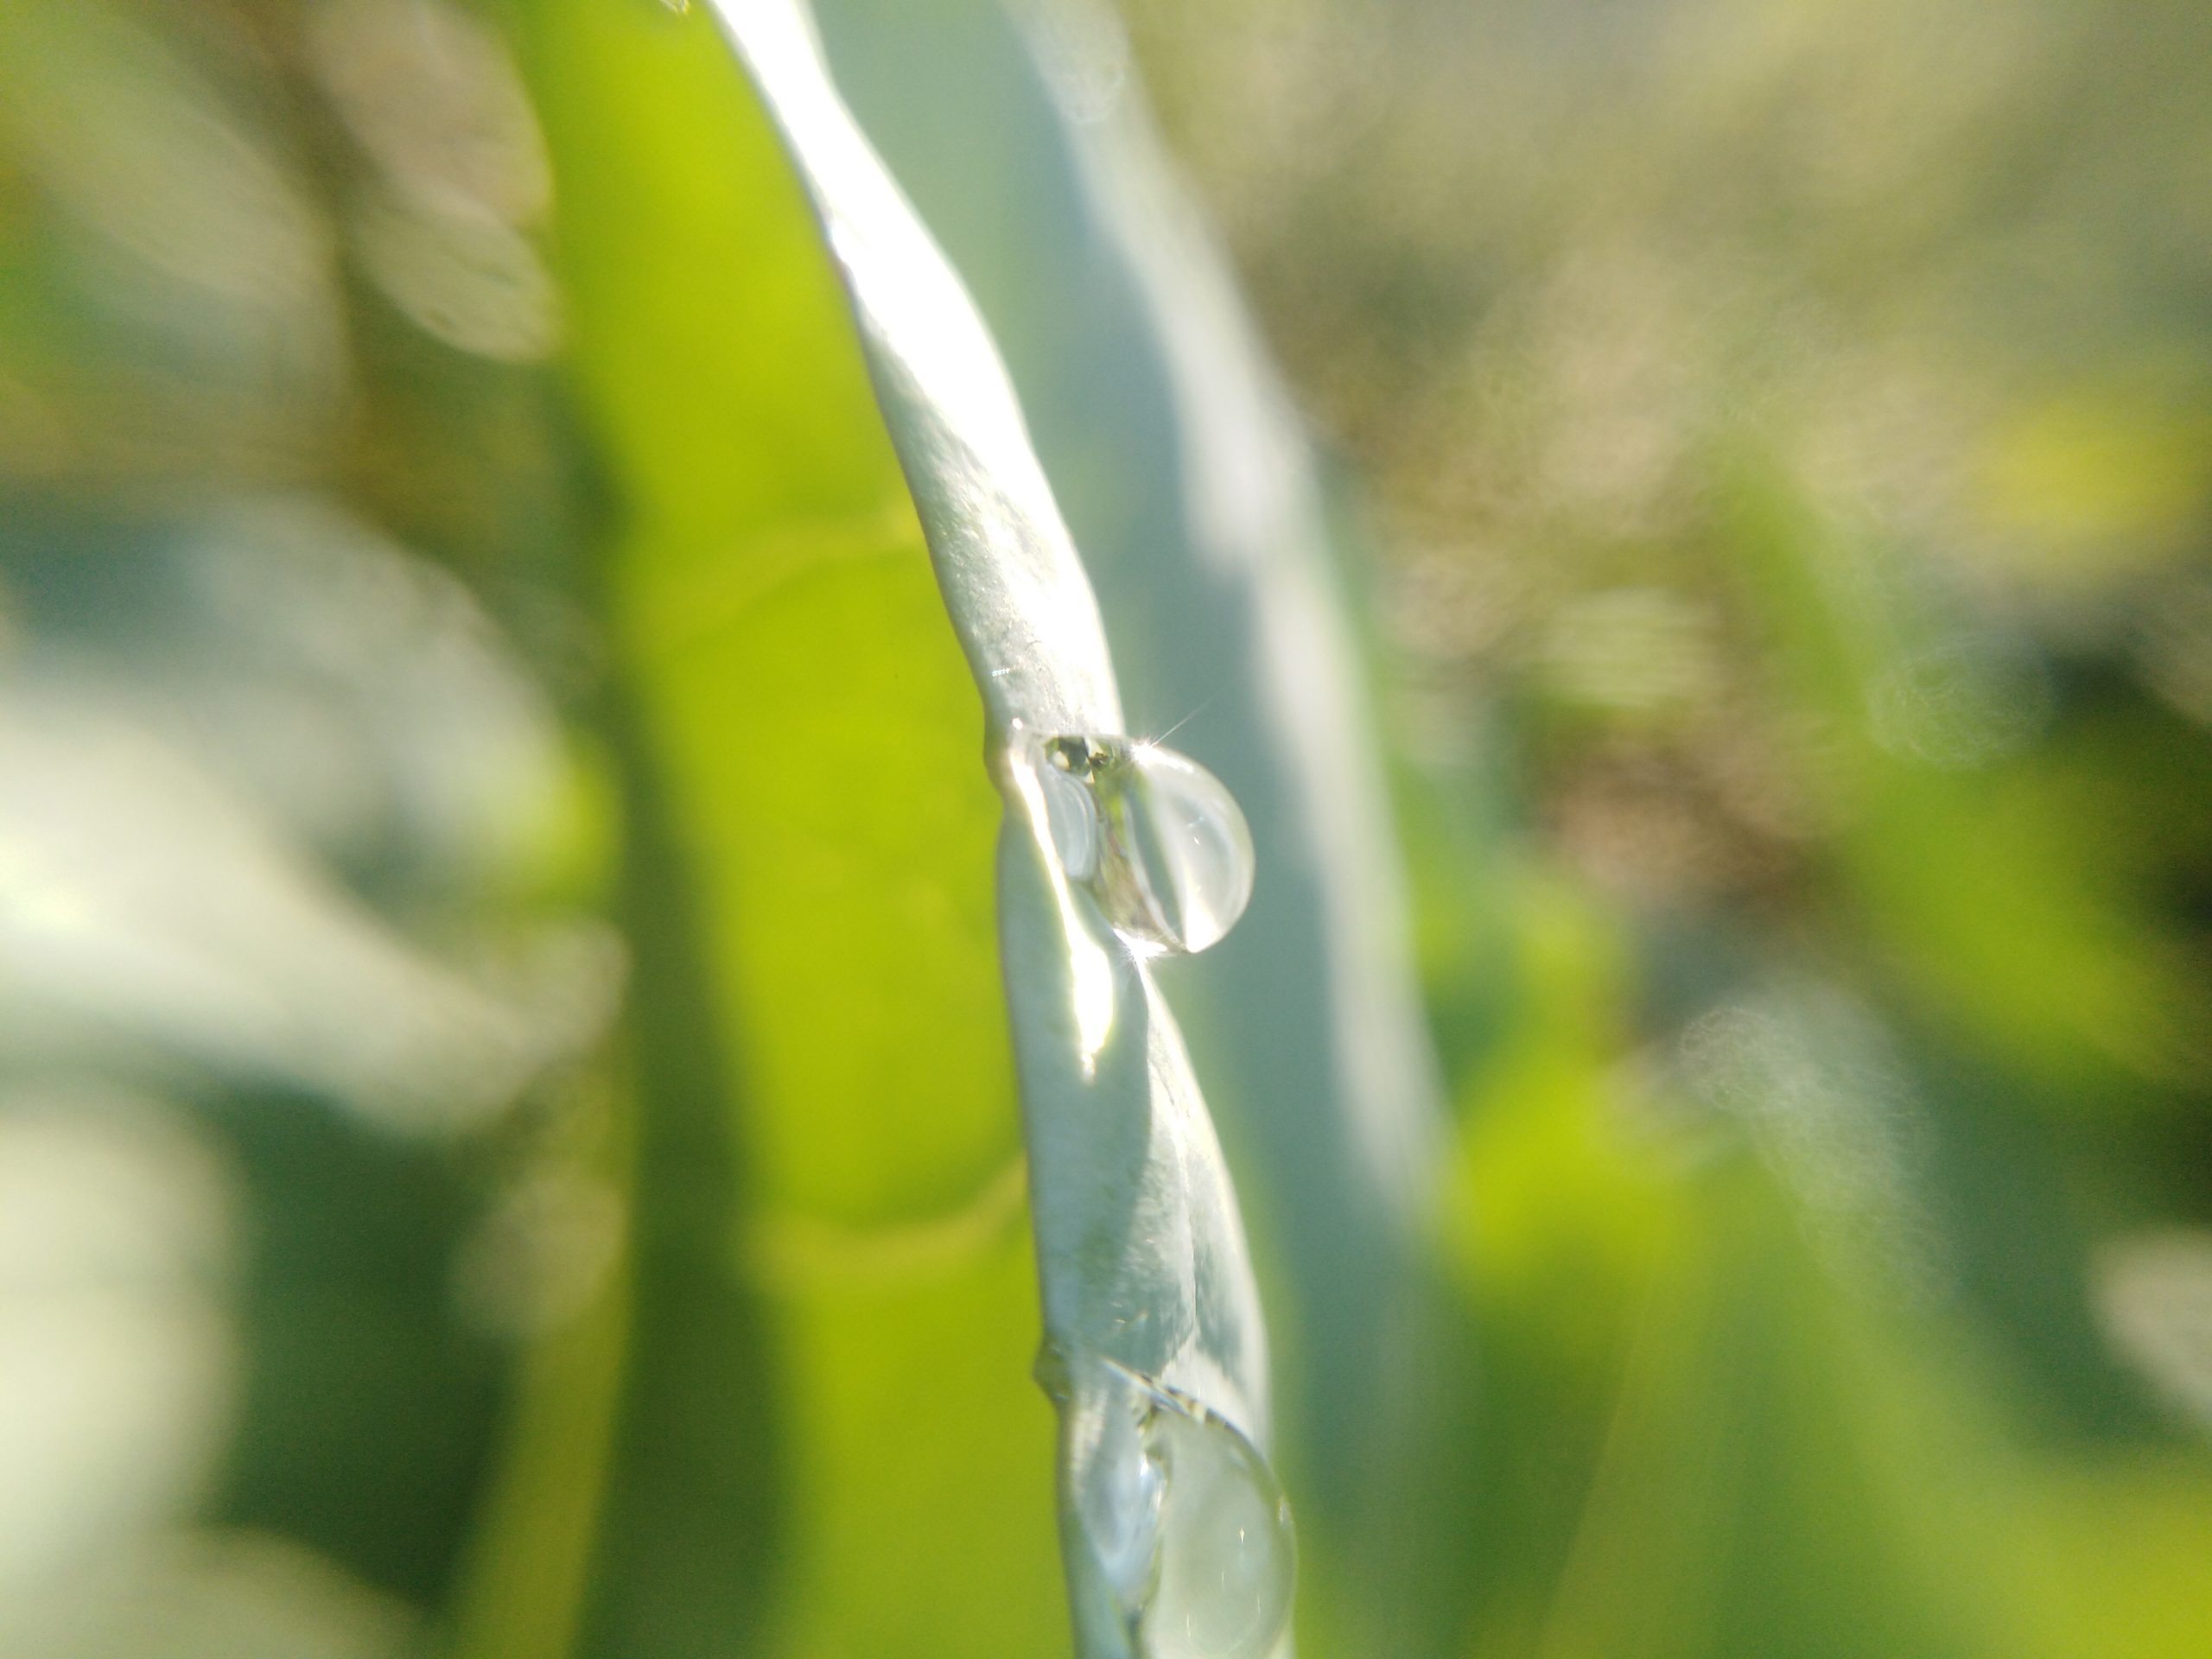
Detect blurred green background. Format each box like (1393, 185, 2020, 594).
(2, 1, 2209, 1656)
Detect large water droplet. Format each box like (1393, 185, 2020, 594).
(1025, 733, 1254, 956)
(1056, 1354, 1296, 1659)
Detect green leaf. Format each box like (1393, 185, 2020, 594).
(806, 0, 1454, 1630)
(476, 3, 1058, 1655)
(699, 0, 1281, 1641)
(480, 1, 1279, 1654)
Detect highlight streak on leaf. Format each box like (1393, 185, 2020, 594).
(702, 2, 1278, 1649)
(698, 1, 1115, 739)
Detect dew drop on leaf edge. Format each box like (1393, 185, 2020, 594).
(1049, 1350, 1296, 1659)
(1023, 730, 1255, 957)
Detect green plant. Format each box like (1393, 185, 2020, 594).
(7, 2, 2212, 1657)
(0, 1, 1430, 1654)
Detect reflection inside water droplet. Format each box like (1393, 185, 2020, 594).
(1057, 1353, 1295, 1659)
(1026, 733, 1254, 956)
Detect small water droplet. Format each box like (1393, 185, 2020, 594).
(1061, 1355, 1296, 1659)
(1024, 733, 1254, 956)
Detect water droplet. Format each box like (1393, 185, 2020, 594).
(1057, 1353, 1296, 1659)
(1024, 733, 1254, 956)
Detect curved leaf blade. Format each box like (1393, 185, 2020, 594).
(810, 0, 1452, 1548)
(701, 1, 1280, 1649)
(493, 3, 1065, 1654)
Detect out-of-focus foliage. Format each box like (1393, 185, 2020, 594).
(0, 0, 1324, 1655)
(4, 0, 2212, 1656)
(0, 0, 1061, 1652)
(1120, 1, 2212, 1655)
